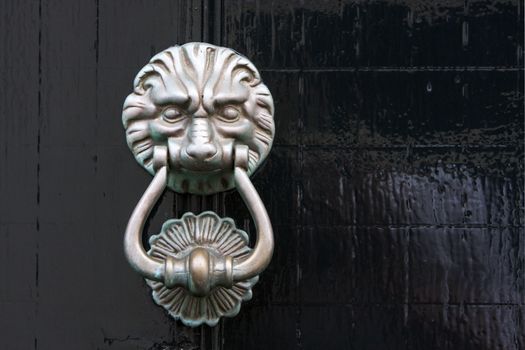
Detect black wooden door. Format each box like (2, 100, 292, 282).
(1, 1, 523, 349)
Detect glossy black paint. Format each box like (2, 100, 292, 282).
(0, 0, 522, 349)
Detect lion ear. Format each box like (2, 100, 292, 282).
(249, 80, 274, 173)
(122, 94, 155, 128)
(254, 84, 275, 135)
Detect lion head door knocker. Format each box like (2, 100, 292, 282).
(121, 43, 275, 327)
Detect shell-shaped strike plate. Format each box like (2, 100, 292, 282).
(146, 211, 258, 327)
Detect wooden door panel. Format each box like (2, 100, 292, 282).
(0, 1, 522, 349)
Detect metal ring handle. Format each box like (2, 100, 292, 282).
(123, 164, 166, 281)
(124, 145, 274, 284)
(232, 160, 274, 281)
(123, 145, 274, 325)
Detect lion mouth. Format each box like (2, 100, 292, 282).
(179, 167, 223, 175)
(177, 155, 225, 174)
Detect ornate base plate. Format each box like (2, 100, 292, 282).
(146, 212, 258, 327)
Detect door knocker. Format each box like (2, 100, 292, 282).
(121, 43, 275, 327)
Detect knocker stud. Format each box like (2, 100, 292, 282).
(122, 43, 275, 327)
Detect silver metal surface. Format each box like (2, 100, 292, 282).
(122, 43, 275, 326)
(122, 42, 275, 195)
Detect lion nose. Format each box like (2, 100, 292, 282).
(186, 117, 217, 160)
(186, 142, 217, 160)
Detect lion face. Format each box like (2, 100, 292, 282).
(122, 43, 274, 194)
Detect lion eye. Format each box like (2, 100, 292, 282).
(218, 106, 240, 122)
(162, 107, 184, 123)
